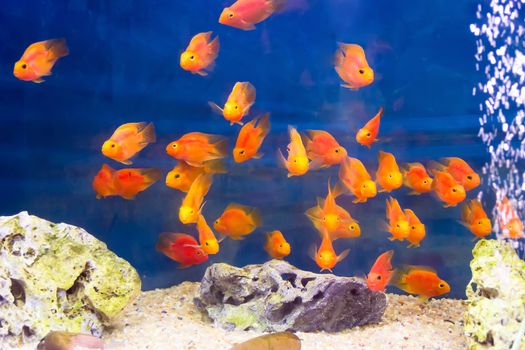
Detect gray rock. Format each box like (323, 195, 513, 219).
(0, 212, 141, 349)
(195, 260, 387, 332)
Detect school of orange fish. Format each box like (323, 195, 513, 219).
(13, 0, 524, 301)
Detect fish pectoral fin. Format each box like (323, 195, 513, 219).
(182, 244, 202, 249)
(252, 152, 264, 159)
(121, 160, 132, 165)
(235, 121, 244, 126)
(240, 21, 256, 30)
(33, 78, 45, 83)
(196, 70, 208, 76)
(177, 264, 190, 270)
(408, 191, 420, 196)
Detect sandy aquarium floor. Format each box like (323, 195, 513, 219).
(104, 282, 468, 350)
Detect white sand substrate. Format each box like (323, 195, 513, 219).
(104, 282, 467, 350)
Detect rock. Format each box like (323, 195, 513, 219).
(464, 239, 525, 350)
(195, 260, 387, 332)
(0, 212, 141, 349)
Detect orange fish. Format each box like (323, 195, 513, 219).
(179, 174, 213, 224)
(209, 82, 256, 126)
(219, 0, 287, 31)
(356, 107, 383, 148)
(497, 196, 524, 239)
(92, 164, 117, 199)
(391, 265, 450, 300)
(165, 160, 225, 193)
(278, 126, 309, 177)
(303, 130, 347, 169)
(376, 151, 403, 193)
(404, 209, 426, 248)
(113, 168, 161, 200)
(431, 170, 466, 208)
(233, 114, 270, 163)
(14, 39, 69, 83)
(461, 200, 492, 241)
(337, 157, 377, 203)
(305, 182, 361, 240)
(180, 31, 220, 76)
(385, 197, 410, 241)
(309, 231, 350, 272)
(334, 43, 374, 90)
(156, 233, 208, 269)
(102, 122, 156, 165)
(264, 230, 291, 260)
(196, 215, 221, 254)
(402, 163, 433, 195)
(214, 203, 262, 239)
(366, 250, 394, 292)
(436, 158, 480, 191)
(166, 132, 228, 168)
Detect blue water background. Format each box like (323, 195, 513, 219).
(0, 0, 487, 298)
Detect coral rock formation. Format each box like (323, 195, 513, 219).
(0, 212, 141, 349)
(195, 260, 387, 332)
(464, 239, 525, 350)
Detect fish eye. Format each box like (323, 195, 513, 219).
(239, 150, 245, 155)
(411, 226, 416, 230)
(293, 159, 297, 163)
(205, 242, 209, 246)
(335, 149, 339, 153)
(366, 132, 371, 137)
(388, 174, 392, 178)
(350, 225, 355, 230)
(396, 224, 400, 228)
(196, 251, 201, 255)
(359, 69, 365, 74)
(228, 12, 234, 18)
(439, 283, 445, 288)
(172, 144, 177, 148)
(279, 244, 283, 248)
(215, 220, 219, 224)
(174, 174, 180, 179)
(234, 105, 238, 109)
(21, 64, 27, 69)
(377, 275, 382, 280)
(111, 143, 115, 148)
(478, 221, 482, 225)
(467, 175, 473, 180)
(190, 55, 195, 60)
(423, 180, 428, 184)
(452, 188, 457, 193)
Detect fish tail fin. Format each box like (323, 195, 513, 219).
(250, 208, 262, 228)
(141, 168, 162, 185)
(460, 202, 471, 224)
(203, 159, 227, 174)
(277, 149, 288, 169)
(139, 122, 156, 144)
(212, 138, 229, 157)
(270, 0, 288, 12)
(45, 38, 69, 60)
(332, 181, 347, 198)
(257, 113, 271, 135)
(427, 160, 445, 176)
(390, 265, 411, 289)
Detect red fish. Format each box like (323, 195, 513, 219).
(366, 250, 394, 292)
(156, 233, 208, 268)
(303, 130, 347, 169)
(219, 0, 287, 31)
(356, 107, 383, 148)
(92, 164, 116, 199)
(114, 168, 161, 200)
(233, 114, 270, 163)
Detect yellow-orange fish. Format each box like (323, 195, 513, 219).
(376, 151, 403, 193)
(166, 132, 228, 168)
(334, 43, 374, 90)
(196, 214, 221, 254)
(214, 203, 261, 239)
(309, 231, 349, 272)
(233, 114, 270, 163)
(92, 164, 117, 199)
(404, 209, 426, 248)
(180, 31, 220, 76)
(113, 168, 161, 200)
(385, 197, 409, 241)
(14, 39, 69, 83)
(461, 199, 491, 241)
(264, 230, 291, 260)
(431, 170, 466, 208)
(356, 107, 383, 148)
(497, 196, 524, 239)
(337, 157, 377, 203)
(179, 174, 213, 224)
(278, 126, 309, 177)
(391, 265, 450, 300)
(102, 122, 156, 165)
(303, 130, 347, 169)
(439, 157, 480, 191)
(209, 82, 256, 126)
(165, 160, 225, 193)
(402, 162, 433, 195)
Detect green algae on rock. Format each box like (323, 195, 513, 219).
(0, 212, 141, 350)
(464, 239, 525, 350)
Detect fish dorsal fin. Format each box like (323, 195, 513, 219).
(404, 264, 437, 274)
(225, 203, 252, 213)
